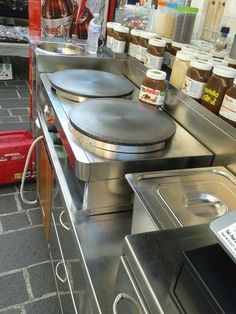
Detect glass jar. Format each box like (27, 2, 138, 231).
(219, 77, 236, 127)
(136, 31, 156, 62)
(224, 56, 236, 69)
(201, 66, 236, 114)
(168, 41, 182, 69)
(173, 6, 199, 44)
(139, 69, 167, 108)
(145, 39, 166, 70)
(128, 29, 140, 57)
(211, 49, 227, 59)
(209, 57, 228, 67)
(170, 51, 195, 89)
(196, 51, 213, 61)
(112, 25, 129, 54)
(106, 22, 121, 49)
(182, 59, 212, 100)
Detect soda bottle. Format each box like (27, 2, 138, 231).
(87, 13, 102, 54)
(42, 0, 73, 38)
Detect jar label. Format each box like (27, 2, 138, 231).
(219, 94, 236, 122)
(201, 87, 219, 106)
(42, 16, 72, 38)
(182, 76, 206, 99)
(136, 45, 147, 62)
(106, 35, 113, 49)
(112, 39, 126, 53)
(145, 54, 163, 70)
(139, 84, 165, 106)
(128, 43, 138, 57)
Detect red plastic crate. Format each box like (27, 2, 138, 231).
(0, 130, 35, 184)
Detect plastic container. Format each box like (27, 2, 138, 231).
(145, 38, 166, 69)
(139, 69, 167, 108)
(173, 6, 199, 44)
(229, 34, 236, 59)
(170, 51, 195, 89)
(215, 26, 230, 51)
(154, 2, 177, 39)
(201, 66, 236, 114)
(182, 59, 212, 100)
(219, 77, 236, 127)
(87, 13, 102, 54)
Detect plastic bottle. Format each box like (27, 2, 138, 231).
(86, 13, 102, 54)
(215, 26, 230, 51)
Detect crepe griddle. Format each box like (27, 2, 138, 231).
(49, 69, 134, 101)
(69, 98, 176, 148)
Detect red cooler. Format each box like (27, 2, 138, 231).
(0, 131, 35, 184)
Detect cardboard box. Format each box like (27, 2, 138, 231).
(0, 57, 12, 80)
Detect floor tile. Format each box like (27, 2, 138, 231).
(0, 185, 16, 195)
(10, 108, 29, 116)
(0, 99, 29, 108)
(0, 308, 21, 314)
(28, 209, 42, 226)
(1, 212, 30, 232)
(0, 116, 20, 123)
(24, 296, 60, 314)
(0, 122, 31, 131)
(17, 190, 39, 210)
(0, 91, 19, 99)
(28, 262, 56, 298)
(0, 227, 50, 272)
(0, 271, 28, 308)
(0, 195, 18, 215)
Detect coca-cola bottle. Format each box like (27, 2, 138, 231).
(69, 1, 93, 39)
(42, 0, 74, 38)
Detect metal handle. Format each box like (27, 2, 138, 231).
(59, 210, 70, 230)
(55, 261, 67, 283)
(113, 293, 143, 314)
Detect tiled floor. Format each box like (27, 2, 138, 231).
(0, 57, 60, 313)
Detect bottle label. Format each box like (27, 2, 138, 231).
(106, 35, 113, 49)
(112, 39, 126, 53)
(182, 76, 206, 99)
(219, 94, 236, 122)
(136, 45, 147, 62)
(128, 43, 138, 57)
(42, 16, 72, 37)
(145, 54, 163, 70)
(139, 84, 165, 107)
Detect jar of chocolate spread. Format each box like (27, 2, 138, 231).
(182, 59, 212, 101)
(128, 29, 140, 57)
(136, 31, 156, 62)
(219, 77, 236, 127)
(201, 66, 236, 114)
(139, 69, 167, 108)
(144, 38, 166, 70)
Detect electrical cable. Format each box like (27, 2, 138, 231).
(20, 135, 44, 204)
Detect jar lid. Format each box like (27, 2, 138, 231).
(212, 49, 227, 58)
(107, 22, 121, 29)
(131, 29, 141, 36)
(167, 2, 177, 9)
(209, 57, 228, 67)
(181, 46, 198, 55)
(161, 37, 172, 44)
(234, 77, 236, 84)
(224, 55, 236, 65)
(113, 25, 130, 34)
(190, 59, 213, 71)
(146, 69, 167, 80)
(140, 31, 156, 39)
(196, 51, 213, 61)
(172, 41, 183, 48)
(199, 44, 213, 52)
(148, 38, 166, 47)
(176, 6, 199, 13)
(176, 51, 195, 61)
(213, 66, 236, 78)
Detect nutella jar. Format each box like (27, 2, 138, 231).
(196, 51, 213, 61)
(209, 57, 228, 67)
(182, 60, 212, 100)
(139, 69, 167, 108)
(224, 56, 236, 69)
(112, 25, 129, 54)
(128, 29, 140, 57)
(212, 49, 227, 59)
(162, 37, 172, 66)
(168, 41, 182, 69)
(145, 39, 166, 70)
(201, 66, 236, 114)
(219, 77, 236, 127)
(106, 22, 121, 49)
(136, 31, 156, 62)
